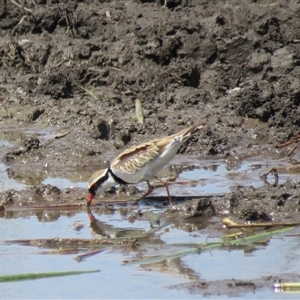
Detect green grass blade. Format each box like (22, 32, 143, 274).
(124, 227, 294, 265)
(77, 85, 98, 100)
(275, 282, 300, 289)
(227, 226, 294, 246)
(124, 242, 223, 265)
(0, 269, 100, 282)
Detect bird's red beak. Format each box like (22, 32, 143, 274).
(86, 193, 94, 206)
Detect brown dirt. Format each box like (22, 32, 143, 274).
(1, 0, 300, 222)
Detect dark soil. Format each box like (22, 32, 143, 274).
(1, 0, 300, 222)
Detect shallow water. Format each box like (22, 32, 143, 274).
(0, 157, 294, 200)
(1, 209, 300, 299)
(1, 128, 300, 298)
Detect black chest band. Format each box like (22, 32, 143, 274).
(108, 168, 128, 185)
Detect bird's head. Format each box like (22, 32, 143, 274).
(86, 168, 110, 206)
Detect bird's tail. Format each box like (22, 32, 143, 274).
(170, 121, 207, 141)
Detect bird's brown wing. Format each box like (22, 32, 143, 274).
(111, 142, 161, 174)
(111, 121, 207, 175)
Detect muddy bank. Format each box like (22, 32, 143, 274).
(1, 1, 300, 224)
(1, 1, 300, 150)
(2, 174, 300, 229)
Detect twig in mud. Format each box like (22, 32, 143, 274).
(64, 8, 75, 38)
(258, 3, 279, 7)
(223, 218, 246, 234)
(135, 99, 144, 124)
(54, 59, 67, 68)
(5, 237, 123, 247)
(224, 219, 300, 229)
(77, 85, 98, 100)
(105, 10, 111, 19)
(54, 131, 70, 139)
(260, 167, 278, 187)
(277, 134, 300, 157)
(277, 135, 300, 148)
(223, 218, 244, 229)
(277, 140, 295, 148)
(9, 0, 32, 13)
(287, 141, 299, 157)
(12, 15, 28, 35)
(75, 248, 109, 263)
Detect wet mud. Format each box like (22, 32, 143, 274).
(1, 0, 300, 221)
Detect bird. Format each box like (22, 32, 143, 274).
(86, 121, 206, 207)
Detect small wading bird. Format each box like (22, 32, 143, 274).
(86, 121, 206, 207)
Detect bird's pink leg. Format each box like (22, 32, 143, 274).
(154, 176, 173, 206)
(133, 181, 154, 205)
(134, 179, 173, 206)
